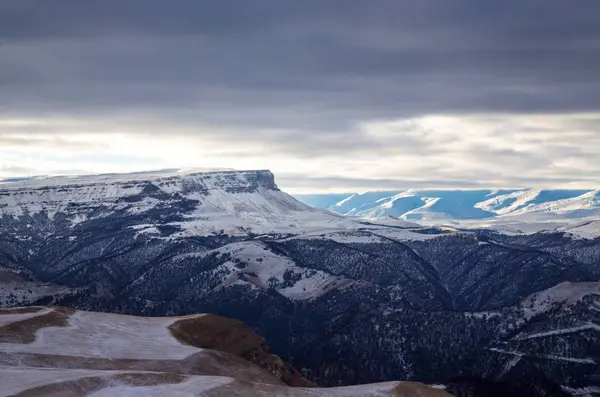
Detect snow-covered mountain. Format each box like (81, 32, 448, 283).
(0, 169, 598, 396)
(296, 189, 600, 236)
(0, 169, 326, 236)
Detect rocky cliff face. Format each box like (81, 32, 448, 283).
(0, 170, 598, 396)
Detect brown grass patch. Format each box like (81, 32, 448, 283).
(169, 314, 264, 357)
(391, 382, 453, 396)
(0, 307, 44, 315)
(169, 314, 314, 387)
(0, 307, 73, 343)
(0, 350, 282, 385)
(11, 372, 186, 397)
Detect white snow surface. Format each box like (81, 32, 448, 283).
(285, 227, 451, 245)
(87, 376, 233, 397)
(0, 367, 202, 396)
(360, 217, 422, 228)
(451, 214, 600, 239)
(210, 241, 356, 300)
(558, 220, 600, 239)
(297, 189, 600, 237)
(104, 380, 442, 397)
(368, 227, 459, 242)
(520, 281, 600, 319)
(0, 272, 74, 307)
(516, 323, 600, 341)
(0, 169, 302, 221)
(507, 189, 600, 216)
(563, 386, 600, 397)
(0, 368, 445, 397)
(0, 168, 234, 189)
(475, 189, 549, 215)
(87, 379, 415, 397)
(0, 310, 203, 360)
(168, 188, 347, 237)
(490, 348, 595, 365)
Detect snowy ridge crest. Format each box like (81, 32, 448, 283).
(0, 169, 278, 192)
(0, 169, 279, 217)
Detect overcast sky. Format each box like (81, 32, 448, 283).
(1, 1, 599, 193)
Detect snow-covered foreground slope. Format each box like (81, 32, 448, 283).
(0, 309, 201, 360)
(0, 307, 451, 397)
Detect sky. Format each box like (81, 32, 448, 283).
(1, 1, 599, 193)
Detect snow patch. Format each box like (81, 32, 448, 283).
(520, 281, 600, 319)
(0, 307, 52, 327)
(0, 310, 204, 360)
(87, 375, 233, 397)
(214, 241, 354, 300)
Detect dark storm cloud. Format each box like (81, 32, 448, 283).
(1, 0, 599, 189)
(2, 0, 599, 121)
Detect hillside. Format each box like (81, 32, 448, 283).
(0, 306, 450, 397)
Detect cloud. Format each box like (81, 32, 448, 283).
(0, 1, 599, 191)
(1, 113, 598, 192)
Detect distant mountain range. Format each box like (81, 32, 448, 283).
(296, 189, 600, 231)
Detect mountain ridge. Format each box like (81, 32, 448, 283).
(296, 189, 598, 219)
(296, 189, 600, 237)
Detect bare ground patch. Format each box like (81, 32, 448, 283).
(391, 383, 454, 397)
(0, 350, 282, 385)
(0, 307, 74, 343)
(10, 372, 186, 397)
(0, 307, 44, 315)
(169, 314, 314, 387)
